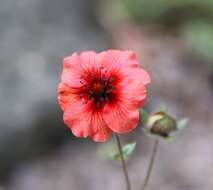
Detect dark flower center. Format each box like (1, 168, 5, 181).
(91, 82, 105, 98)
(79, 67, 116, 108)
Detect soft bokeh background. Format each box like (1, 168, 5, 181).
(0, 0, 213, 189)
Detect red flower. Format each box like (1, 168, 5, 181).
(58, 50, 150, 142)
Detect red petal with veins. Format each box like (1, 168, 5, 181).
(64, 100, 111, 142)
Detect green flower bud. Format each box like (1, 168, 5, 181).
(147, 112, 177, 138)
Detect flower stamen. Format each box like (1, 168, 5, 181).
(78, 66, 116, 108)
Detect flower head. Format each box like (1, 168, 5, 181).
(58, 50, 150, 142)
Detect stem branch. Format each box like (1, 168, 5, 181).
(141, 139, 159, 190)
(115, 134, 131, 190)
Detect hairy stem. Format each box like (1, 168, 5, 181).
(115, 134, 131, 190)
(141, 139, 159, 190)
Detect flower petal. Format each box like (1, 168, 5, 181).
(61, 53, 82, 87)
(102, 76, 147, 133)
(79, 51, 106, 72)
(90, 113, 112, 142)
(102, 102, 140, 133)
(101, 50, 139, 70)
(129, 68, 151, 85)
(80, 51, 97, 67)
(100, 50, 150, 85)
(58, 83, 77, 111)
(120, 79, 148, 107)
(63, 101, 111, 142)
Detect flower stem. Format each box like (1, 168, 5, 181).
(115, 134, 132, 190)
(141, 139, 159, 190)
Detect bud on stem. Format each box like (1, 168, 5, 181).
(146, 112, 177, 138)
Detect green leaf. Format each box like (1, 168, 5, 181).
(122, 142, 136, 158)
(110, 152, 122, 161)
(183, 21, 213, 62)
(140, 109, 149, 124)
(109, 142, 136, 161)
(177, 118, 189, 130)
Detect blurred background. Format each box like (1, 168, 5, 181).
(0, 0, 213, 189)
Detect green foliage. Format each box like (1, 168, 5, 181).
(119, 0, 213, 24)
(116, 0, 213, 61)
(176, 118, 189, 130)
(183, 21, 213, 61)
(140, 109, 149, 124)
(110, 142, 136, 160)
